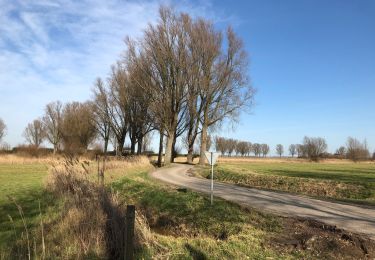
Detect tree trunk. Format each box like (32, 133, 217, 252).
(164, 130, 175, 166)
(130, 136, 136, 155)
(171, 130, 177, 163)
(137, 136, 143, 155)
(116, 134, 126, 156)
(104, 137, 109, 154)
(53, 145, 58, 154)
(198, 122, 208, 165)
(186, 120, 199, 164)
(187, 146, 194, 164)
(157, 130, 164, 167)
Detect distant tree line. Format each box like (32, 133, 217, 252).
(215, 137, 270, 157)
(213, 136, 373, 162)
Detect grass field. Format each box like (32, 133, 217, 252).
(196, 158, 375, 204)
(1, 155, 374, 259)
(0, 162, 59, 255)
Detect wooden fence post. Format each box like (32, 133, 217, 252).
(125, 205, 135, 260)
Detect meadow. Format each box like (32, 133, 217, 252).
(196, 157, 375, 205)
(1, 155, 374, 259)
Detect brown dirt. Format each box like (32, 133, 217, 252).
(270, 217, 375, 259)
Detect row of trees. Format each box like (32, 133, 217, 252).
(214, 136, 373, 162)
(0, 118, 6, 144)
(89, 7, 254, 165)
(215, 137, 270, 157)
(22, 101, 97, 154)
(6, 7, 254, 165)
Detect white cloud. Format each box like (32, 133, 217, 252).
(0, 0, 227, 146)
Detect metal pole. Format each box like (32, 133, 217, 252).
(211, 152, 213, 205)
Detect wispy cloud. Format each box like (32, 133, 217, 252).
(0, 0, 227, 146)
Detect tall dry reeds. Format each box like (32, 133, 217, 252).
(4, 155, 155, 259)
(45, 155, 154, 259)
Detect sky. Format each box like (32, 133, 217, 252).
(0, 0, 374, 154)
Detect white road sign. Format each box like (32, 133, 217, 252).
(204, 152, 220, 165)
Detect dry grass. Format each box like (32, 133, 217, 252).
(4, 155, 154, 259)
(0, 154, 60, 165)
(46, 155, 154, 259)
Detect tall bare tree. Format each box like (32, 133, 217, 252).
(92, 78, 111, 154)
(236, 141, 248, 156)
(60, 102, 96, 153)
(346, 137, 370, 161)
(134, 7, 189, 165)
(303, 136, 327, 161)
(0, 118, 6, 142)
(226, 138, 237, 156)
(215, 136, 227, 155)
(336, 146, 346, 157)
(198, 26, 254, 164)
(23, 119, 45, 147)
(42, 101, 62, 154)
(276, 144, 284, 157)
(252, 143, 261, 157)
(107, 63, 130, 155)
(289, 144, 296, 157)
(261, 144, 270, 157)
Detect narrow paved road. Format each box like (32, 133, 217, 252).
(150, 163, 375, 239)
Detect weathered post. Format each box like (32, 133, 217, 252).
(125, 205, 135, 260)
(100, 156, 105, 186)
(210, 152, 214, 205)
(96, 154, 100, 183)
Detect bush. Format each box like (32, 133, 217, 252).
(13, 145, 52, 157)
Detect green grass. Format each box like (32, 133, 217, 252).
(109, 169, 304, 259)
(0, 163, 59, 257)
(196, 161, 375, 204)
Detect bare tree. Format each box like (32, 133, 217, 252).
(261, 144, 270, 157)
(133, 8, 189, 165)
(303, 136, 327, 161)
(107, 63, 130, 155)
(252, 143, 261, 157)
(0, 118, 6, 142)
(92, 78, 111, 154)
(246, 142, 252, 156)
(236, 141, 248, 156)
(60, 102, 96, 153)
(215, 136, 227, 155)
(226, 138, 237, 156)
(289, 144, 296, 157)
(296, 144, 306, 158)
(23, 119, 45, 147)
(125, 58, 154, 155)
(276, 144, 284, 157)
(346, 137, 370, 161)
(198, 25, 255, 164)
(42, 101, 62, 154)
(335, 146, 346, 157)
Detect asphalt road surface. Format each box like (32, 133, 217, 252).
(150, 163, 375, 239)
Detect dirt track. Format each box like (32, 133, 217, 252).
(151, 163, 375, 240)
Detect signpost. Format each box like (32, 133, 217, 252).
(204, 151, 220, 205)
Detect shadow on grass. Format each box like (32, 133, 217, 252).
(185, 243, 207, 260)
(0, 188, 58, 252)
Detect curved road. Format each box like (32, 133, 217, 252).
(151, 163, 375, 239)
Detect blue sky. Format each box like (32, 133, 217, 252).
(0, 0, 374, 154)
